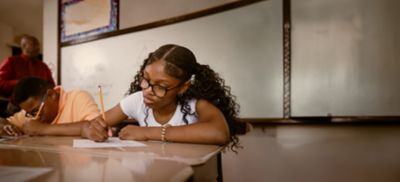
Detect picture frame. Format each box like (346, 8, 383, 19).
(60, 0, 118, 43)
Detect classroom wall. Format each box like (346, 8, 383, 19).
(0, 21, 13, 64)
(291, 0, 400, 116)
(119, 0, 238, 29)
(60, 0, 283, 118)
(49, 0, 400, 121)
(43, 0, 58, 84)
(0, 1, 43, 48)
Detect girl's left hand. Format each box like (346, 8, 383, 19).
(119, 125, 148, 141)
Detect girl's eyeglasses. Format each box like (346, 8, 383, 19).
(139, 76, 182, 97)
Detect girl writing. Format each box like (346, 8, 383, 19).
(82, 44, 244, 150)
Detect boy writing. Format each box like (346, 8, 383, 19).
(1, 76, 100, 136)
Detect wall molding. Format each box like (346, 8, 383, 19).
(283, 0, 291, 118)
(242, 116, 400, 126)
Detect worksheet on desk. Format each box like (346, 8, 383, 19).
(73, 137, 146, 148)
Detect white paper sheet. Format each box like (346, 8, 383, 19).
(73, 137, 146, 148)
(0, 166, 52, 182)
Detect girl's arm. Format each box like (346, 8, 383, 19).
(119, 100, 230, 145)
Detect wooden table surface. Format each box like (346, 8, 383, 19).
(0, 136, 223, 181)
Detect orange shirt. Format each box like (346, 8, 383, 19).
(7, 87, 100, 129)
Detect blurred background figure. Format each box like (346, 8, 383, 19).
(0, 34, 55, 117)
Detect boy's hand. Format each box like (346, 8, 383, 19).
(3, 124, 24, 136)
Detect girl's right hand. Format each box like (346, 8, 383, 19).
(81, 117, 109, 142)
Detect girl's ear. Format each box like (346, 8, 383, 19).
(178, 81, 191, 94)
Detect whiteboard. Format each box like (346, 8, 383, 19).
(61, 0, 283, 118)
(291, 0, 400, 116)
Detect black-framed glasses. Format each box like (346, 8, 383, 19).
(25, 94, 47, 119)
(140, 76, 182, 97)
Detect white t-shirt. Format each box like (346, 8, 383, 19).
(120, 91, 198, 126)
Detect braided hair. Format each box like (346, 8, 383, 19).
(128, 44, 243, 151)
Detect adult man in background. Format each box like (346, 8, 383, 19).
(0, 35, 55, 117)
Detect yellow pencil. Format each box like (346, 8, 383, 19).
(33, 102, 45, 120)
(98, 85, 112, 137)
(98, 85, 106, 120)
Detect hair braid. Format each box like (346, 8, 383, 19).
(183, 64, 242, 151)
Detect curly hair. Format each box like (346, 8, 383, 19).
(128, 44, 244, 151)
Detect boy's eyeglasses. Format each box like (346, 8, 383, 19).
(25, 94, 47, 119)
(140, 76, 182, 97)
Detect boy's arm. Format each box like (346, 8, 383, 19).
(23, 119, 89, 136)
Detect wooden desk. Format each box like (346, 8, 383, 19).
(0, 136, 223, 182)
(0, 147, 192, 182)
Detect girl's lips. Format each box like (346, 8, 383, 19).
(143, 95, 155, 105)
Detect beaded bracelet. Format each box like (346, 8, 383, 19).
(161, 124, 171, 142)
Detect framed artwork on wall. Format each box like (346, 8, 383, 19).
(60, 0, 118, 43)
